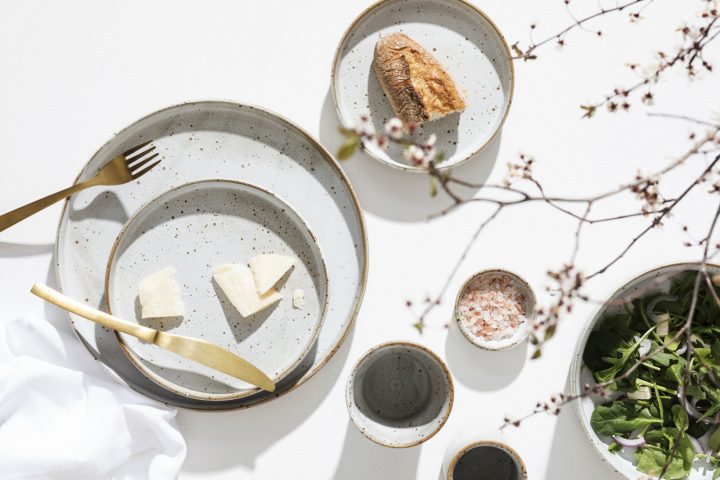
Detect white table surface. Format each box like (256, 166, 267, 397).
(1, 1, 716, 479)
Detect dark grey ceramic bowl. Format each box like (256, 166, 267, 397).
(346, 341, 454, 447)
(443, 436, 528, 480)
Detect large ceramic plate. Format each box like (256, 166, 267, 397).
(571, 263, 720, 479)
(332, 0, 514, 172)
(55, 101, 367, 409)
(106, 179, 328, 401)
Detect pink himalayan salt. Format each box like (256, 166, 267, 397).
(457, 274, 527, 341)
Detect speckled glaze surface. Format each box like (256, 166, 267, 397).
(570, 263, 720, 480)
(105, 179, 327, 401)
(442, 430, 527, 480)
(346, 341, 453, 448)
(453, 269, 535, 351)
(332, 0, 514, 172)
(54, 101, 368, 410)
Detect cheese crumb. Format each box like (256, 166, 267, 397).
(292, 289, 305, 309)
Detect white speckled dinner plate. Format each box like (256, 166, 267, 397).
(55, 101, 367, 410)
(106, 179, 327, 401)
(332, 0, 514, 172)
(571, 263, 720, 479)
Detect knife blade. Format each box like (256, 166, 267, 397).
(30, 283, 276, 393)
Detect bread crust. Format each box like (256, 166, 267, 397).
(373, 33, 465, 125)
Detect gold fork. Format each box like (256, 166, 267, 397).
(0, 141, 161, 232)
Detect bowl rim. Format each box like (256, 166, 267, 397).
(104, 178, 330, 402)
(570, 261, 720, 479)
(445, 439, 528, 480)
(330, 0, 515, 173)
(345, 340, 455, 448)
(453, 268, 536, 351)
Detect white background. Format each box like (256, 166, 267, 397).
(1, 1, 718, 479)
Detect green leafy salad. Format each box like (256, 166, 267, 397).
(583, 271, 720, 479)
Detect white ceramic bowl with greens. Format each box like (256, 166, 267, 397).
(571, 262, 720, 480)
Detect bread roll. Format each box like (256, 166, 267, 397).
(373, 33, 465, 126)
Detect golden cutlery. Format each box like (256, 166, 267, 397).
(30, 283, 276, 393)
(0, 142, 161, 232)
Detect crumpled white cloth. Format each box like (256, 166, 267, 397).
(0, 314, 186, 480)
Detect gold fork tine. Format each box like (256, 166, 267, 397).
(128, 153, 160, 174)
(131, 159, 162, 179)
(123, 140, 153, 157)
(125, 145, 157, 165)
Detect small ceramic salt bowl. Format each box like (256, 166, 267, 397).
(442, 430, 528, 480)
(346, 341, 454, 448)
(454, 269, 536, 351)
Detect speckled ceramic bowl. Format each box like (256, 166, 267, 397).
(332, 0, 514, 172)
(442, 430, 527, 480)
(571, 262, 720, 479)
(105, 179, 328, 401)
(346, 341, 454, 448)
(453, 269, 535, 351)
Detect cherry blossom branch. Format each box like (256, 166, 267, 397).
(501, 198, 720, 433)
(582, 8, 720, 117)
(337, 115, 720, 343)
(511, 0, 719, 117)
(511, 0, 653, 61)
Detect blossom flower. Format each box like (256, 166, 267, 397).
(403, 144, 426, 167)
(384, 118, 404, 140)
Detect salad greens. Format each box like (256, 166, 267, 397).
(584, 271, 720, 479)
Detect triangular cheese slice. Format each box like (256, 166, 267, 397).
(138, 267, 184, 318)
(248, 254, 295, 294)
(213, 263, 282, 317)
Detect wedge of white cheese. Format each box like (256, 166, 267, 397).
(248, 253, 295, 294)
(213, 263, 282, 317)
(138, 267, 185, 319)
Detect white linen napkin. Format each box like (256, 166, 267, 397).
(0, 314, 186, 480)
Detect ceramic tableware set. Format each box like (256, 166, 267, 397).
(6, 0, 693, 479)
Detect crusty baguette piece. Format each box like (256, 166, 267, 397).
(373, 32, 465, 126)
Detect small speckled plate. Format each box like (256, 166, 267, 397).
(346, 341, 454, 448)
(105, 179, 327, 401)
(332, 0, 514, 172)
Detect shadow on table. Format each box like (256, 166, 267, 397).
(544, 371, 622, 479)
(317, 89, 501, 223)
(332, 420, 420, 480)
(443, 320, 526, 391)
(67, 189, 129, 226)
(178, 326, 355, 473)
(0, 241, 54, 258)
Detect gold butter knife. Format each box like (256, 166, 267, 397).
(31, 283, 276, 393)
